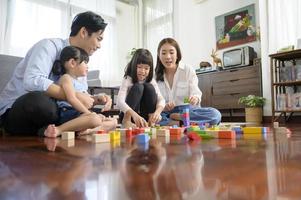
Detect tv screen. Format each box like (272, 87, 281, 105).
(223, 49, 242, 67)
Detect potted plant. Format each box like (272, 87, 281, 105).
(238, 95, 266, 124)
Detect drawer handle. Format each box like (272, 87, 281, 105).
(230, 79, 240, 82)
(230, 93, 240, 96)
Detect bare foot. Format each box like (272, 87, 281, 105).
(170, 113, 181, 121)
(123, 120, 137, 129)
(44, 124, 60, 138)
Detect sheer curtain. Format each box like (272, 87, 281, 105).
(268, 0, 301, 53)
(143, 0, 173, 58)
(0, 0, 119, 86)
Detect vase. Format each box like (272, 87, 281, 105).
(245, 107, 262, 124)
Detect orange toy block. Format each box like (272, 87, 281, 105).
(169, 127, 182, 137)
(218, 130, 236, 139)
(242, 127, 262, 134)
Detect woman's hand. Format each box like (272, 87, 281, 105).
(189, 96, 199, 105)
(164, 101, 175, 111)
(148, 111, 162, 125)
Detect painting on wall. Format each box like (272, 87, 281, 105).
(215, 4, 256, 50)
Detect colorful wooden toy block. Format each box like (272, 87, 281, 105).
(157, 129, 170, 137)
(242, 127, 263, 134)
(92, 133, 110, 143)
(218, 130, 236, 139)
(61, 131, 75, 140)
(169, 127, 182, 137)
(136, 133, 150, 144)
(110, 131, 121, 141)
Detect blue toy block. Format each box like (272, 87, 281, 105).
(136, 133, 150, 144)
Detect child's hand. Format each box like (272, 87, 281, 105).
(189, 96, 199, 105)
(98, 94, 112, 111)
(132, 113, 148, 127)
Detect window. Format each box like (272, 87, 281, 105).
(0, 0, 120, 86)
(143, 0, 174, 58)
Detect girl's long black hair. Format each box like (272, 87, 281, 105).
(124, 48, 153, 83)
(52, 46, 89, 75)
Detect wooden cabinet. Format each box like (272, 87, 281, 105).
(197, 59, 262, 112)
(269, 49, 301, 122)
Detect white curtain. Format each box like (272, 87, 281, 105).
(143, 0, 173, 58)
(0, 0, 119, 86)
(268, 0, 301, 53)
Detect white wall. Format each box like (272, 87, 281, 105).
(173, 0, 273, 116)
(174, 0, 260, 67)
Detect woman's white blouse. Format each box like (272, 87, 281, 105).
(156, 63, 202, 106)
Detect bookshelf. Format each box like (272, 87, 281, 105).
(269, 49, 301, 122)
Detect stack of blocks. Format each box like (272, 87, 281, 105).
(181, 105, 190, 127)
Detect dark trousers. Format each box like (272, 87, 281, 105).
(120, 83, 157, 122)
(2, 91, 59, 135)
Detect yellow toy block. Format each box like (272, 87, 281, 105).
(243, 127, 262, 134)
(110, 131, 121, 141)
(61, 131, 75, 140)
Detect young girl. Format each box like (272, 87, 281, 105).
(117, 48, 165, 128)
(155, 38, 221, 125)
(44, 46, 117, 137)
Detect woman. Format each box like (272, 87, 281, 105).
(155, 38, 221, 126)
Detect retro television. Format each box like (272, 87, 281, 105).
(223, 46, 257, 69)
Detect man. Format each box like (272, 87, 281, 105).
(0, 11, 111, 135)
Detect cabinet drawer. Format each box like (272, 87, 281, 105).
(212, 91, 261, 109)
(212, 67, 259, 83)
(213, 78, 260, 95)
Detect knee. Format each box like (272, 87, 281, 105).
(143, 83, 155, 92)
(210, 108, 222, 125)
(131, 83, 144, 94)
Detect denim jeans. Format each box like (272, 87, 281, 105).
(159, 105, 221, 126)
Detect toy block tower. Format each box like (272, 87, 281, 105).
(181, 99, 190, 127)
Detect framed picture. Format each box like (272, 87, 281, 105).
(215, 4, 256, 50)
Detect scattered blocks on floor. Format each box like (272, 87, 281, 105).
(61, 131, 75, 140)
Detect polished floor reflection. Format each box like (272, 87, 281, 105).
(1, 126, 301, 200)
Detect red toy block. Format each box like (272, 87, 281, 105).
(97, 130, 106, 134)
(187, 132, 201, 141)
(126, 129, 133, 138)
(218, 130, 236, 139)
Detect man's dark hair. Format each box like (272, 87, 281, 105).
(70, 11, 107, 36)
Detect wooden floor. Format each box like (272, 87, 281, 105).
(1, 123, 301, 200)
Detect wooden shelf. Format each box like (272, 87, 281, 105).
(273, 80, 301, 86)
(270, 49, 301, 122)
(269, 49, 301, 61)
